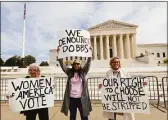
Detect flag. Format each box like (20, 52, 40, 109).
(24, 3, 26, 20)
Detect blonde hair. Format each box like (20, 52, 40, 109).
(109, 57, 121, 68)
(72, 59, 81, 64)
(28, 63, 40, 72)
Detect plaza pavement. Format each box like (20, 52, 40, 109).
(1, 102, 167, 120)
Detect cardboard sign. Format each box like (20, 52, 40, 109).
(8, 77, 55, 112)
(101, 77, 150, 114)
(57, 29, 92, 58)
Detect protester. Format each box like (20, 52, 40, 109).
(57, 46, 92, 120)
(99, 57, 135, 120)
(8, 63, 49, 120)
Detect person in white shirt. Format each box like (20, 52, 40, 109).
(99, 57, 135, 120)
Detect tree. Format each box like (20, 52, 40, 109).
(24, 55, 36, 66)
(4, 55, 21, 66)
(0, 58, 4, 66)
(17, 57, 24, 67)
(40, 61, 49, 66)
(3, 55, 36, 67)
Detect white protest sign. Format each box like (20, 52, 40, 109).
(101, 77, 150, 114)
(57, 29, 92, 58)
(8, 77, 55, 112)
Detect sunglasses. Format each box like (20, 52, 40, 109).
(29, 69, 39, 72)
(73, 63, 80, 65)
(111, 61, 119, 63)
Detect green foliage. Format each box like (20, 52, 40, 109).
(4, 55, 21, 66)
(3, 55, 36, 67)
(24, 55, 36, 66)
(0, 58, 4, 66)
(39, 61, 49, 66)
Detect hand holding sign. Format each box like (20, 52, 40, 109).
(89, 46, 93, 51)
(57, 46, 60, 54)
(98, 84, 102, 89)
(6, 96, 9, 99)
(143, 81, 147, 86)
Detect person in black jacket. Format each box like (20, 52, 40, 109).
(20, 63, 49, 120)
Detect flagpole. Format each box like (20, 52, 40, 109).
(20, 3, 26, 67)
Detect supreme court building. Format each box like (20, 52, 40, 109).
(88, 20, 137, 60)
(49, 20, 167, 67)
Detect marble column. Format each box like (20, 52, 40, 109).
(119, 34, 124, 59)
(100, 35, 103, 60)
(112, 34, 117, 57)
(94, 36, 97, 60)
(130, 34, 134, 58)
(106, 35, 110, 59)
(132, 34, 136, 58)
(126, 34, 131, 58)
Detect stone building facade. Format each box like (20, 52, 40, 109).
(49, 20, 167, 67)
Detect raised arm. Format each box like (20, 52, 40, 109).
(58, 58, 70, 75)
(83, 46, 93, 74)
(83, 57, 92, 74)
(57, 46, 70, 75)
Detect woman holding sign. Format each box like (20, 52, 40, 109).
(20, 63, 49, 120)
(57, 46, 92, 120)
(99, 57, 135, 120)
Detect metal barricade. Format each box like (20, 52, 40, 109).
(161, 77, 168, 110)
(0, 76, 167, 106)
(53, 77, 105, 101)
(144, 76, 167, 112)
(1, 78, 15, 102)
(53, 77, 67, 101)
(145, 76, 160, 103)
(87, 77, 105, 100)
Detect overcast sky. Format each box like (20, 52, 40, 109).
(1, 2, 167, 63)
